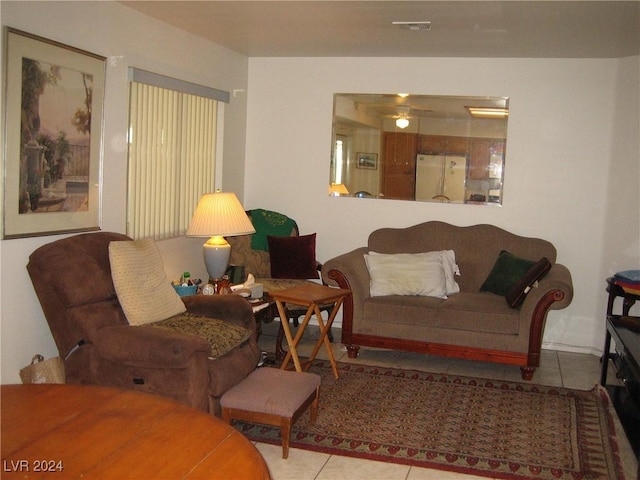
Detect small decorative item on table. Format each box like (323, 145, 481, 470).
(172, 272, 199, 296)
(172, 284, 198, 297)
(216, 275, 231, 294)
(614, 270, 640, 295)
(230, 273, 262, 299)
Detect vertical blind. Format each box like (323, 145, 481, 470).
(127, 69, 229, 240)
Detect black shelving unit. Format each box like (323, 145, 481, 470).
(600, 278, 640, 459)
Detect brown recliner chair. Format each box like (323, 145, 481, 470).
(27, 232, 261, 417)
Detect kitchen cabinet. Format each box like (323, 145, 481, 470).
(381, 132, 505, 201)
(418, 135, 469, 156)
(469, 139, 505, 180)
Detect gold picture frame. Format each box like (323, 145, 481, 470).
(3, 28, 105, 238)
(356, 152, 377, 170)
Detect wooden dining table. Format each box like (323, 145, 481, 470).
(1, 383, 270, 479)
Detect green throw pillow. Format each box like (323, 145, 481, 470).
(480, 250, 537, 297)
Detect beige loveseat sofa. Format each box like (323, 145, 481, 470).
(321, 221, 573, 380)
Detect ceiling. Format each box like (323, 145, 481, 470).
(336, 93, 508, 121)
(120, 1, 640, 58)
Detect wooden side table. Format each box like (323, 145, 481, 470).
(275, 302, 336, 361)
(250, 294, 275, 339)
(271, 283, 351, 379)
(250, 292, 335, 361)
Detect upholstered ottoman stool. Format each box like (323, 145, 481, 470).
(220, 367, 321, 459)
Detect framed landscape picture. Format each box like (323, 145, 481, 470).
(356, 152, 377, 170)
(3, 28, 105, 238)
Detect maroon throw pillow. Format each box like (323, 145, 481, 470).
(505, 257, 552, 308)
(268, 233, 319, 279)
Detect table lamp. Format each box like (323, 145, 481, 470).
(186, 191, 255, 281)
(328, 183, 349, 196)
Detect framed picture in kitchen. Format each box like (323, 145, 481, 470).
(356, 152, 377, 170)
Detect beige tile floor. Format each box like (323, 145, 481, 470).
(252, 321, 637, 480)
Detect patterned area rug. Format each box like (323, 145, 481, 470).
(235, 361, 628, 480)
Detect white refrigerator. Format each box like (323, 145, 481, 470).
(415, 154, 466, 202)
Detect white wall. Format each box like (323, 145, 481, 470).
(601, 55, 640, 279)
(0, 1, 249, 383)
(244, 56, 640, 354)
(1, 2, 638, 384)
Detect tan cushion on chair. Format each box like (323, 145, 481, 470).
(109, 238, 186, 326)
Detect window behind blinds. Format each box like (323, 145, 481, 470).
(126, 69, 229, 240)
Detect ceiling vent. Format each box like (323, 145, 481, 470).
(392, 21, 432, 31)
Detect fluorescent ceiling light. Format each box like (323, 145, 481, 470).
(465, 107, 509, 119)
(392, 21, 431, 31)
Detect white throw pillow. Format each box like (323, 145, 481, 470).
(365, 252, 448, 298)
(441, 250, 461, 295)
(109, 238, 186, 326)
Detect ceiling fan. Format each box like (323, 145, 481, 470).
(394, 106, 412, 129)
(381, 105, 434, 129)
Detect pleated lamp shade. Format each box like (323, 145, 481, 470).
(328, 183, 349, 196)
(186, 192, 255, 280)
(187, 192, 255, 237)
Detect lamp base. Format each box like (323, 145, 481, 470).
(203, 236, 231, 281)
